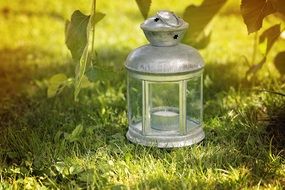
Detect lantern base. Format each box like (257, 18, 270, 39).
(126, 122, 205, 148)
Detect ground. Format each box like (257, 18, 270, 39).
(0, 0, 284, 189)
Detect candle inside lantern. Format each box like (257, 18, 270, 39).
(151, 107, 179, 131)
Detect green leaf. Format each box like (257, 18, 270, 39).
(259, 24, 281, 55)
(241, 0, 275, 34)
(65, 124, 84, 143)
(47, 73, 68, 98)
(91, 12, 106, 26)
(80, 75, 93, 88)
(54, 131, 63, 143)
(78, 169, 95, 183)
(182, 0, 226, 48)
(65, 10, 90, 61)
(70, 124, 84, 141)
(74, 44, 90, 101)
(274, 51, 285, 75)
(69, 165, 83, 175)
(85, 67, 97, 82)
(54, 162, 70, 177)
(135, 0, 151, 19)
(67, 3, 105, 101)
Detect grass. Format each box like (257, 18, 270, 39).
(0, 0, 285, 189)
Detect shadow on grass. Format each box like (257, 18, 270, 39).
(0, 46, 74, 124)
(203, 61, 244, 119)
(264, 101, 285, 155)
(0, 45, 129, 162)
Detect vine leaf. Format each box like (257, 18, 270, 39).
(135, 0, 151, 19)
(81, 75, 93, 88)
(241, 0, 275, 34)
(74, 44, 90, 101)
(65, 10, 90, 61)
(182, 0, 226, 48)
(259, 24, 281, 55)
(66, 10, 90, 101)
(47, 73, 69, 98)
(91, 12, 105, 26)
(65, 10, 105, 62)
(65, 124, 84, 143)
(65, 6, 105, 101)
(274, 51, 285, 75)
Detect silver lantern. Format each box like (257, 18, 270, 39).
(125, 10, 205, 148)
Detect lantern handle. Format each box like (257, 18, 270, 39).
(156, 10, 182, 27)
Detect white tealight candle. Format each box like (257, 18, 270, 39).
(153, 110, 179, 117)
(151, 107, 179, 131)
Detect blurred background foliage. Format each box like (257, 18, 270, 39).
(0, 0, 284, 189)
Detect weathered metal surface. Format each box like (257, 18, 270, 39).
(125, 10, 205, 148)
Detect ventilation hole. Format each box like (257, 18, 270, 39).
(154, 18, 159, 22)
(173, 34, 179, 39)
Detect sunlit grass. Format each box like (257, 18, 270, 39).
(0, 0, 284, 189)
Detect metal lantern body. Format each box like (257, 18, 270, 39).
(125, 11, 205, 148)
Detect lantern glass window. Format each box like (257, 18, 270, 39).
(128, 75, 142, 128)
(186, 75, 203, 131)
(149, 82, 180, 134)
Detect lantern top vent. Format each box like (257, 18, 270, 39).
(141, 10, 189, 46)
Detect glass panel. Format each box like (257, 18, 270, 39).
(149, 82, 180, 132)
(128, 75, 142, 130)
(186, 75, 202, 130)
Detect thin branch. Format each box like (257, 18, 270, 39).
(90, 0, 96, 67)
(251, 31, 258, 65)
(256, 89, 285, 97)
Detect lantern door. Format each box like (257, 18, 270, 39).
(142, 81, 180, 135)
(186, 75, 203, 130)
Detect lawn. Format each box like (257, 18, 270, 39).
(0, 0, 284, 189)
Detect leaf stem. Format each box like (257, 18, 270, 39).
(91, 0, 96, 67)
(251, 31, 258, 65)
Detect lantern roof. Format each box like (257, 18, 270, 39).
(125, 44, 204, 74)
